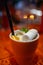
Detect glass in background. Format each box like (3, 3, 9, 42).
(12, 0, 42, 32)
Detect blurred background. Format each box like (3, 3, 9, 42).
(0, 0, 43, 32)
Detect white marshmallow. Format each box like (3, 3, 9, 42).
(15, 30, 25, 36)
(21, 29, 38, 41)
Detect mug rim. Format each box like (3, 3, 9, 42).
(9, 32, 39, 43)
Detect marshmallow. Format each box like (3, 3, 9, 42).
(15, 30, 25, 36)
(21, 29, 38, 41)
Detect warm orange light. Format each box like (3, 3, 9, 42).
(23, 15, 27, 19)
(29, 15, 34, 20)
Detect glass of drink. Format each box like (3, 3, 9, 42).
(9, 29, 39, 65)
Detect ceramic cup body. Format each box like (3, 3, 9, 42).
(9, 31, 39, 65)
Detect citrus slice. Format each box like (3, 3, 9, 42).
(12, 36, 19, 40)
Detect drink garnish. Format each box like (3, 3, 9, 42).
(20, 28, 28, 33)
(12, 35, 20, 40)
